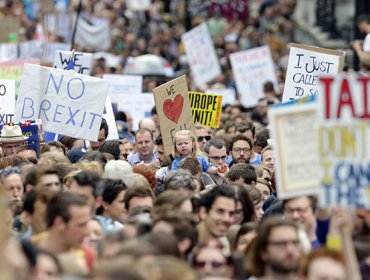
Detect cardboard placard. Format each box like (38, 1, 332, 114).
(189, 91, 222, 128)
(0, 80, 15, 125)
(15, 64, 109, 142)
(269, 103, 320, 199)
(317, 74, 370, 208)
(282, 43, 345, 102)
(54, 50, 93, 75)
(230, 46, 278, 108)
(153, 76, 195, 155)
(182, 23, 221, 87)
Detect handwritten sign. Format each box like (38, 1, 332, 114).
(54, 50, 93, 75)
(282, 43, 345, 102)
(269, 103, 320, 199)
(15, 64, 109, 142)
(182, 23, 221, 87)
(153, 75, 195, 155)
(317, 74, 370, 208)
(189, 91, 222, 128)
(0, 80, 15, 125)
(230, 46, 278, 108)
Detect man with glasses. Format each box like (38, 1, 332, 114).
(283, 195, 329, 249)
(234, 121, 262, 164)
(204, 139, 228, 185)
(195, 124, 212, 152)
(246, 216, 302, 279)
(228, 134, 260, 167)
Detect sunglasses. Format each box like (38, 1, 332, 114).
(197, 136, 211, 142)
(209, 155, 227, 162)
(195, 260, 226, 268)
(0, 166, 21, 177)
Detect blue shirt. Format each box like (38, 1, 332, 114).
(171, 155, 211, 172)
(127, 152, 157, 165)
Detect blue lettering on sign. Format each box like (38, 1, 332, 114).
(21, 97, 35, 119)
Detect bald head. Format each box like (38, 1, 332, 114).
(139, 118, 157, 138)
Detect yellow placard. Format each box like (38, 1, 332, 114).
(189, 91, 222, 128)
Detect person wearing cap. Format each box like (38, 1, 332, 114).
(0, 125, 29, 157)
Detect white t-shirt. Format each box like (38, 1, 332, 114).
(363, 33, 370, 52)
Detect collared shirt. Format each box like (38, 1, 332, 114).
(127, 152, 157, 165)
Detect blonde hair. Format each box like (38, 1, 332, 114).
(172, 130, 200, 158)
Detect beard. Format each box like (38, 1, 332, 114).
(268, 255, 299, 274)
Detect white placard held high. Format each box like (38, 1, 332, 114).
(0, 80, 15, 125)
(103, 74, 143, 104)
(15, 64, 108, 141)
(182, 23, 221, 88)
(54, 50, 93, 75)
(282, 43, 345, 102)
(230, 46, 278, 108)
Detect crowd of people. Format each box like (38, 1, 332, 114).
(0, 0, 369, 280)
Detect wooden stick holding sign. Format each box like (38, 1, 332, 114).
(153, 75, 195, 155)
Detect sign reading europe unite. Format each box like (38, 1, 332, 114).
(15, 64, 108, 141)
(318, 74, 370, 208)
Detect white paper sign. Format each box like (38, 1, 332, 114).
(117, 93, 155, 131)
(54, 50, 93, 75)
(269, 103, 320, 199)
(15, 64, 108, 141)
(127, 0, 151, 11)
(103, 74, 143, 104)
(230, 46, 278, 108)
(103, 95, 119, 140)
(282, 43, 345, 102)
(206, 88, 236, 106)
(182, 23, 221, 87)
(0, 80, 15, 125)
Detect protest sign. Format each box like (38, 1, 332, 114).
(282, 43, 345, 102)
(54, 50, 93, 75)
(153, 76, 195, 155)
(75, 18, 111, 51)
(127, 0, 151, 10)
(18, 40, 43, 59)
(205, 88, 236, 106)
(317, 74, 370, 208)
(15, 64, 109, 142)
(103, 74, 143, 104)
(0, 80, 15, 125)
(0, 59, 40, 96)
(103, 95, 119, 140)
(189, 91, 222, 128)
(269, 103, 320, 199)
(182, 23, 221, 87)
(117, 93, 155, 132)
(230, 46, 278, 108)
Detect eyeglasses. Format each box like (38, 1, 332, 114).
(268, 239, 300, 248)
(209, 155, 227, 162)
(195, 260, 226, 268)
(0, 166, 21, 177)
(232, 147, 251, 153)
(197, 136, 211, 142)
(284, 206, 309, 215)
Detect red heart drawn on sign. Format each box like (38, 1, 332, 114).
(163, 95, 183, 124)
